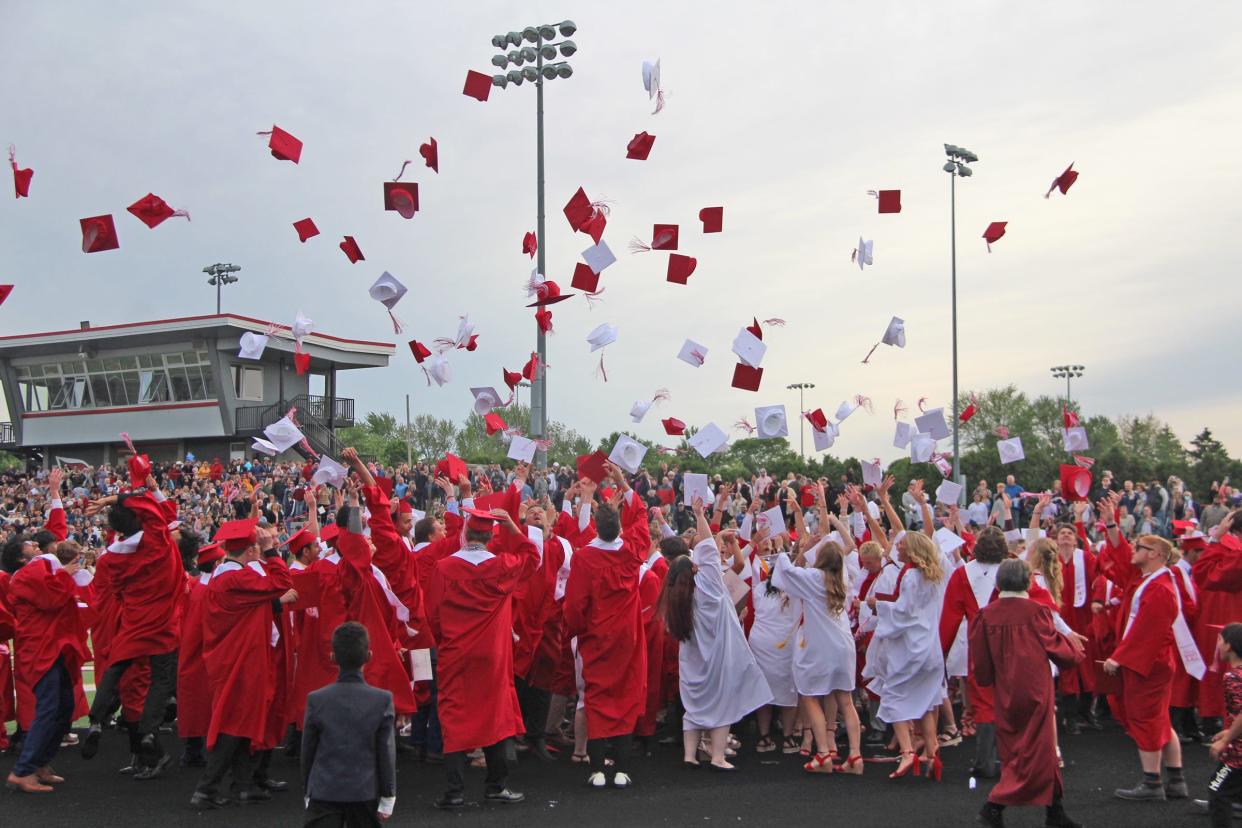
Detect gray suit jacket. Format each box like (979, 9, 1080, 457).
(301, 670, 396, 803)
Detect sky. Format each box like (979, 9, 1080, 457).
(2, 1, 1241, 464)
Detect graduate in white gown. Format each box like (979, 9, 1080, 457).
(746, 534, 801, 754)
(661, 499, 772, 771)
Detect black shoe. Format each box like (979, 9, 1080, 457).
(863, 730, 887, 747)
(189, 792, 231, 810)
(237, 788, 272, 804)
(81, 724, 102, 760)
(424, 751, 444, 765)
(1063, 716, 1082, 736)
(1081, 709, 1104, 731)
(179, 753, 206, 768)
(1163, 779, 1188, 799)
(434, 793, 465, 810)
(255, 777, 288, 793)
(484, 788, 526, 804)
(119, 754, 141, 775)
(1115, 780, 1166, 801)
(1191, 799, 1242, 816)
(1045, 802, 1082, 828)
(134, 753, 172, 781)
(977, 802, 1005, 828)
(528, 737, 555, 762)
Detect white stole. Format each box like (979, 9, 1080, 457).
(1123, 568, 1205, 680)
(1071, 546, 1086, 608)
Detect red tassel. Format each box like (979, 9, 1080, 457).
(762, 318, 786, 327)
(917, 397, 928, 413)
(652, 90, 666, 114)
(119, 431, 137, 455)
(627, 236, 654, 254)
(652, 388, 670, 404)
(854, 395, 873, 414)
(387, 310, 402, 334)
(595, 352, 608, 382)
(170, 209, 192, 222)
(734, 418, 755, 435)
(893, 399, 907, 420)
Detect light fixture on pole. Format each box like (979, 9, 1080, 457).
(1050, 364, 1085, 409)
(482, 20, 577, 490)
(203, 263, 241, 315)
(943, 143, 977, 501)
(516, 380, 531, 410)
(786, 382, 815, 458)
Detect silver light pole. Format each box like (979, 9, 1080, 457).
(943, 144, 976, 502)
(786, 382, 815, 458)
(1050, 364, 1085, 409)
(203, 263, 241, 314)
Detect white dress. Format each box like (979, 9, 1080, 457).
(747, 554, 801, 707)
(679, 539, 774, 730)
(770, 553, 856, 696)
(864, 565, 947, 724)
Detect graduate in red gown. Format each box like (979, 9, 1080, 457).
(426, 491, 538, 809)
(635, 511, 673, 744)
(563, 465, 651, 789)
(176, 541, 223, 767)
(1194, 511, 1242, 727)
(190, 520, 296, 810)
(0, 567, 15, 753)
(972, 559, 1084, 828)
(1097, 493, 1190, 801)
(1045, 501, 1100, 731)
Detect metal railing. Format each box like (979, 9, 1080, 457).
(0, 421, 14, 447)
(233, 395, 352, 459)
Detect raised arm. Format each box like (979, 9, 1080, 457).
(877, 475, 903, 540)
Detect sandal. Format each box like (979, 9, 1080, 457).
(839, 754, 864, 776)
(803, 752, 834, 774)
(781, 735, 802, 755)
(571, 753, 589, 764)
(755, 734, 776, 753)
(938, 728, 962, 747)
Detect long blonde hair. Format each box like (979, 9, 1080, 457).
(1027, 538, 1063, 605)
(902, 533, 944, 584)
(811, 541, 847, 617)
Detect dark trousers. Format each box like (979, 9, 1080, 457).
(89, 649, 178, 739)
(409, 649, 442, 754)
(195, 734, 255, 797)
(12, 657, 74, 777)
(588, 733, 632, 775)
(304, 799, 381, 828)
(1208, 762, 1242, 828)
(445, 740, 508, 796)
(516, 676, 550, 741)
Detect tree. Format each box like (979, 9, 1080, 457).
(407, 414, 458, 464)
(1187, 428, 1236, 495)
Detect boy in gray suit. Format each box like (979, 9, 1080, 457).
(302, 621, 397, 826)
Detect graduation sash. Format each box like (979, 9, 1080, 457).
(1123, 568, 1205, 680)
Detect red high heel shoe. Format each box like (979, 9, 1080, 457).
(839, 754, 864, 776)
(803, 752, 834, 774)
(922, 752, 942, 782)
(889, 751, 920, 779)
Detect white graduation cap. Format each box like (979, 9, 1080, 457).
(812, 422, 838, 452)
(861, 458, 883, 488)
(251, 438, 278, 456)
(755, 405, 788, 439)
(313, 456, 348, 488)
(682, 472, 712, 506)
(835, 399, 858, 421)
(582, 240, 616, 274)
(910, 432, 937, 463)
(688, 422, 728, 458)
(642, 58, 661, 99)
(238, 331, 268, 360)
(855, 237, 873, 270)
(882, 316, 906, 348)
(453, 315, 475, 349)
(756, 505, 786, 537)
(915, 407, 951, 440)
(1063, 426, 1089, 452)
(608, 435, 648, 475)
(368, 271, 407, 310)
(291, 311, 313, 346)
(507, 434, 537, 463)
(935, 479, 963, 505)
(998, 436, 1025, 464)
(731, 328, 766, 368)
(934, 526, 966, 555)
(428, 354, 452, 387)
(263, 416, 305, 453)
(587, 323, 618, 351)
(677, 339, 709, 367)
(470, 387, 503, 415)
(630, 400, 652, 423)
(893, 421, 916, 449)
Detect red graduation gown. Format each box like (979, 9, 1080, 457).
(970, 596, 1081, 806)
(524, 537, 570, 692)
(512, 530, 562, 680)
(563, 492, 650, 739)
(287, 556, 346, 728)
(8, 556, 89, 726)
(427, 527, 539, 753)
(0, 571, 18, 733)
(635, 554, 668, 738)
(1192, 535, 1242, 717)
(177, 574, 212, 738)
(1055, 539, 1097, 694)
(202, 558, 291, 748)
(1168, 563, 1200, 708)
(364, 485, 433, 650)
(940, 563, 998, 724)
(82, 560, 149, 725)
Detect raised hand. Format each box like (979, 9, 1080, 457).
(911, 479, 927, 504)
(877, 474, 895, 501)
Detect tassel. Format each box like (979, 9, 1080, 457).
(861, 342, 880, 364)
(299, 437, 319, 458)
(589, 199, 612, 218)
(851, 247, 858, 263)
(420, 365, 432, 386)
(652, 89, 666, 114)
(255, 130, 273, 136)
(762, 318, 786, 327)
(119, 431, 137, 455)
(583, 287, 606, 308)
(595, 352, 608, 382)
(169, 208, 191, 222)
(917, 397, 928, 413)
(854, 395, 873, 414)
(387, 310, 403, 334)
(627, 236, 654, 254)
(651, 388, 670, 404)
(689, 348, 707, 366)
(993, 426, 1010, 439)
(392, 160, 413, 181)
(734, 418, 755, 435)
(893, 399, 907, 420)
(7, 144, 15, 169)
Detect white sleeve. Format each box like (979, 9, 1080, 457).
(738, 513, 754, 541)
(1050, 610, 1072, 636)
(562, 498, 573, 515)
(378, 796, 395, 817)
(445, 497, 460, 516)
(658, 521, 675, 539)
(578, 502, 592, 532)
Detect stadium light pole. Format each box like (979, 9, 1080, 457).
(786, 382, 815, 458)
(485, 21, 577, 485)
(943, 144, 977, 500)
(1050, 364, 1085, 409)
(203, 263, 241, 314)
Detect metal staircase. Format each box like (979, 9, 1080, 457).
(235, 394, 354, 459)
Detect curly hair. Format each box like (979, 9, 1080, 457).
(902, 532, 944, 584)
(1027, 538, 1063, 605)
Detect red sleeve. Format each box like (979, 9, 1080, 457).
(363, 485, 412, 588)
(938, 567, 969, 655)
(967, 611, 994, 688)
(1111, 579, 1178, 676)
(11, 564, 79, 612)
(336, 528, 372, 574)
(562, 552, 590, 638)
(45, 504, 68, 542)
(261, 555, 293, 592)
(620, 492, 651, 565)
(1098, 533, 1138, 591)
(1194, 538, 1242, 593)
(426, 565, 444, 642)
(959, 530, 976, 561)
(1074, 520, 1089, 548)
(494, 527, 540, 592)
(213, 567, 289, 610)
(290, 568, 323, 609)
(1034, 604, 1084, 671)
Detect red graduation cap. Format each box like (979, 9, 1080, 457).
(1045, 163, 1078, 198)
(420, 137, 439, 173)
(293, 218, 319, 242)
(127, 193, 189, 229)
(571, 262, 600, 293)
(80, 214, 119, 253)
(521, 353, 539, 381)
(626, 131, 656, 160)
(527, 280, 574, 307)
(732, 363, 763, 392)
(563, 187, 592, 231)
(9, 146, 32, 198)
(535, 308, 553, 333)
(699, 206, 723, 233)
(126, 451, 152, 489)
(484, 412, 506, 436)
(384, 182, 419, 219)
(960, 398, 978, 423)
(408, 340, 431, 363)
(651, 224, 678, 251)
(436, 453, 468, 482)
(580, 210, 607, 243)
(522, 231, 538, 258)
(284, 529, 316, 555)
(746, 317, 763, 340)
(463, 70, 492, 102)
(263, 125, 302, 163)
(805, 409, 828, 432)
(1170, 519, 1198, 536)
(215, 519, 258, 552)
(319, 524, 341, 544)
(195, 542, 224, 566)
(340, 236, 364, 263)
(982, 221, 1007, 252)
(375, 476, 395, 497)
(1059, 464, 1092, 502)
(295, 351, 311, 375)
(662, 417, 686, 436)
(1063, 406, 1080, 428)
(667, 253, 697, 285)
(0, 285, 13, 306)
(576, 451, 610, 483)
(475, 484, 520, 522)
(873, 190, 902, 214)
(503, 368, 521, 391)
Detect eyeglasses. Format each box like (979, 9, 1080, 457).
(1134, 543, 1155, 553)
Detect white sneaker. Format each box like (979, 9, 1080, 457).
(587, 771, 607, 788)
(612, 772, 633, 788)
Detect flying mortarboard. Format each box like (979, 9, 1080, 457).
(662, 417, 686, 436)
(463, 70, 492, 102)
(699, 206, 723, 233)
(340, 236, 364, 263)
(293, 218, 319, 242)
(576, 451, 610, 483)
(127, 193, 189, 229)
(1045, 163, 1078, 198)
(261, 125, 302, 163)
(731, 363, 763, 392)
(755, 405, 788, 439)
(80, 214, 119, 253)
(983, 222, 1007, 251)
(384, 182, 419, 219)
(626, 131, 656, 160)
(870, 190, 901, 214)
(667, 254, 696, 285)
(9, 145, 32, 198)
(420, 137, 439, 173)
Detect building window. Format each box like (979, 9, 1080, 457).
(231, 365, 264, 401)
(14, 348, 215, 411)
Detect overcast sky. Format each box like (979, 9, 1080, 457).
(3, 1, 1240, 464)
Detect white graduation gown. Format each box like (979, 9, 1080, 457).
(866, 565, 947, 724)
(770, 554, 856, 696)
(747, 554, 801, 707)
(679, 539, 773, 730)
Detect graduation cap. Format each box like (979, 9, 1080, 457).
(427, 354, 451, 386)
(935, 479, 963, 506)
(295, 352, 311, 375)
(564, 187, 592, 231)
(461, 506, 503, 533)
(527, 280, 574, 307)
(80, 214, 119, 253)
(805, 409, 829, 432)
(812, 424, 837, 452)
(667, 254, 696, 285)
(484, 412, 507, 436)
(642, 58, 664, 113)
(420, 137, 439, 173)
(384, 182, 419, 219)
(915, 407, 951, 440)
(1063, 426, 1089, 452)
(755, 405, 788, 439)
(587, 323, 617, 351)
(983, 221, 1007, 252)
(893, 421, 915, 449)
(9, 145, 32, 198)
(260, 125, 302, 163)
(582, 240, 617, 274)
(1059, 463, 1092, 502)
(196, 542, 224, 566)
(215, 519, 258, 552)
(127, 193, 189, 229)
(678, 339, 708, 367)
(571, 262, 600, 293)
(471, 386, 503, 415)
(853, 237, 873, 269)
(408, 340, 431, 363)
(688, 423, 728, 458)
(293, 218, 319, 242)
(507, 435, 536, 463)
(503, 367, 522, 391)
(997, 436, 1025, 464)
(910, 432, 936, 463)
(285, 529, 316, 555)
(699, 206, 723, 233)
(523, 231, 538, 258)
(626, 131, 656, 160)
(237, 331, 268, 361)
(731, 328, 766, 368)
(731, 363, 763, 392)
(1045, 163, 1078, 198)
(870, 189, 902, 213)
(312, 456, 348, 488)
(608, 435, 648, 475)
(264, 416, 306, 453)
(436, 453, 468, 481)
(369, 271, 408, 313)
(0, 285, 13, 306)
(340, 236, 364, 263)
(662, 417, 686, 436)
(576, 451, 610, 483)
(463, 70, 492, 102)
